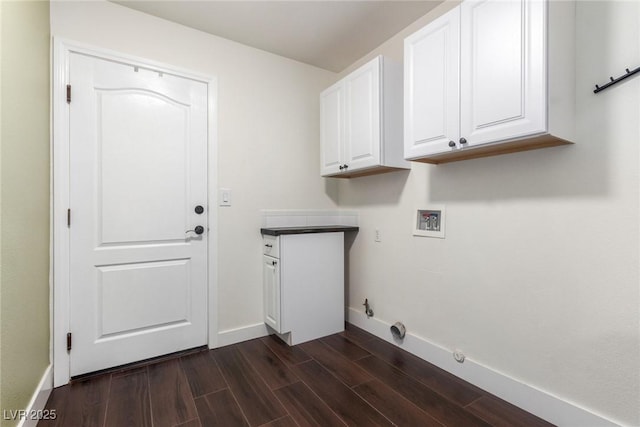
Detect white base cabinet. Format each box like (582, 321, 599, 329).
(404, 0, 575, 164)
(262, 232, 345, 345)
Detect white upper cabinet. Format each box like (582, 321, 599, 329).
(344, 60, 381, 172)
(320, 83, 343, 176)
(460, 0, 546, 145)
(405, 7, 460, 158)
(321, 56, 409, 178)
(404, 0, 575, 164)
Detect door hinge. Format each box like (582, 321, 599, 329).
(66, 85, 71, 103)
(67, 208, 71, 227)
(66, 332, 72, 351)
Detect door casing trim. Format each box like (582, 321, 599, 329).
(52, 38, 219, 387)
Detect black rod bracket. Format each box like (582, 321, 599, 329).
(594, 65, 640, 93)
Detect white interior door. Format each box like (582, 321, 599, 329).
(68, 52, 208, 376)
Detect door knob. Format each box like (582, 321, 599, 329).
(195, 205, 204, 214)
(186, 226, 205, 235)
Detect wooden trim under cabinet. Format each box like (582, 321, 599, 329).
(410, 135, 573, 165)
(325, 165, 409, 178)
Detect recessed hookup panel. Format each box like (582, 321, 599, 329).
(413, 206, 446, 238)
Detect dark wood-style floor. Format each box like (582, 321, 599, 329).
(39, 323, 554, 427)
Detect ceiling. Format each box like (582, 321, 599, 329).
(112, 1, 442, 72)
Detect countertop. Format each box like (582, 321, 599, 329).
(260, 225, 359, 236)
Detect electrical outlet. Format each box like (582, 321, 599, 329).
(374, 229, 381, 242)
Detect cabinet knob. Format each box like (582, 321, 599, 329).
(272, 260, 277, 266)
(448, 140, 456, 148)
(343, 164, 349, 169)
(459, 137, 468, 144)
(339, 165, 344, 170)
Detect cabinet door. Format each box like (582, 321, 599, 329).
(344, 57, 381, 171)
(404, 7, 460, 158)
(460, 0, 546, 147)
(263, 255, 281, 332)
(320, 82, 344, 176)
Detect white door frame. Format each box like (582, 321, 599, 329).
(52, 39, 219, 387)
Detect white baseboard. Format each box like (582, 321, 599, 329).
(215, 322, 269, 348)
(15, 365, 53, 427)
(347, 308, 621, 427)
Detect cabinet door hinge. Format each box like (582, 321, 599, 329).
(66, 85, 71, 103)
(66, 332, 72, 351)
(67, 208, 71, 227)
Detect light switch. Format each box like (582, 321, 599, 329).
(219, 188, 231, 206)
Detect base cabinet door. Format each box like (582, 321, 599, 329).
(263, 255, 281, 332)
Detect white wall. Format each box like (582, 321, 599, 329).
(337, 1, 639, 425)
(50, 1, 338, 333)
